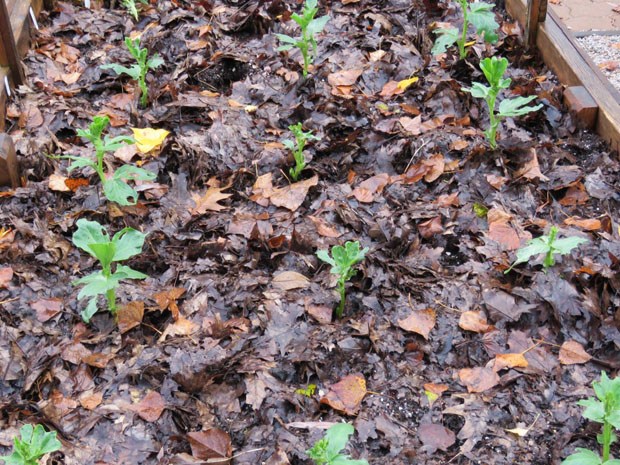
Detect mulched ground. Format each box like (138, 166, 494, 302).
(1, 0, 619, 464)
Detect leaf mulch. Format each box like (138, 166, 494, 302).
(1, 1, 619, 464)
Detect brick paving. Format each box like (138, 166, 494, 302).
(550, 0, 620, 31)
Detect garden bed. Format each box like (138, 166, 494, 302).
(0, 0, 619, 464)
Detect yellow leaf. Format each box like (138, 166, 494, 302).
(396, 76, 419, 91)
(131, 128, 170, 154)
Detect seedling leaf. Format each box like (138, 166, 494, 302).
(562, 448, 602, 465)
(431, 27, 459, 55)
(0, 424, 62, 465)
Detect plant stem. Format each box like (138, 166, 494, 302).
(486, 90, 499, 149)
(602, 420, 612, 462)
(336, 279, 346, 319)
(103, 265, 117, 314)
(458, 0, 469, 59)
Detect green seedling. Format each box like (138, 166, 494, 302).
(307, 423, 368, 465)
(275, 0, 330, 77)
(295, 384, 317, 397)
(462, 56, 542, 149)
(317, 241, 368, 319)
(72, 218, 148, 322)
(432, 0, 499, 59)
(101, 36, 164, 107)
(562, 372, 620, 465)
(54, 115, 155, 205)
(284, 122, 320, 181)
(121, 0, 148, 21)
(505, 226, 588, 274)
(0, 424, 62, 465)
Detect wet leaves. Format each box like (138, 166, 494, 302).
(187, 429, 232, 461)
(458, 367, 500, 393)
(398, 308, 436, 339)
(320, 374, 367, 415)
(559, 340, 592, 365)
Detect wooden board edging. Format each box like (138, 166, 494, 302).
(506, 0, 620, 151)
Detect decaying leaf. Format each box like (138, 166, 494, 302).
(117, 301, 145, 333)
(132, 127, 170, 154)
(187, 428, 232, 461)
(559, 340, 592, 365)
(458, 367, 500, 393)
(398, 308, 436, 339)
(491, 353, 529, 372)
(320, 373, 367, 415)
(129, 391, 166, 422)
(190, 186, 232, 214)
(272, 271, 310, 291)
(459, 311, 494, 333)
(418, 423, 456, 452)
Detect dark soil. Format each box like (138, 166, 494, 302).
(1, 0, 619, 464)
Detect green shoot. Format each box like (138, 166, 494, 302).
(284, 122, 320, 181)
(432, 0, 499, 59)
(316, 241, 368, 319)
(0, 424, 62, 465)
(462, 57, 542, 149)
(295, 384, 317, 397)
(505, 226, 588, 274)
(562, 372, 620, 465)
(53, 115, 155, 205)
(120, 0, 148, 21)
(72, 219, 148, 322)
(101, 37, 164, 107)
(307, 424, 368, 465)
(275, 0, 330, 77)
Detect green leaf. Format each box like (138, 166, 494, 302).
(73, 219, 110, 257)
(112, 228, 146, 261)
(480, 56, 508, 88)
(0, 424, 61, 465)
(102, 134, 135, 153)
(497, 96, 543, 118)
(604, 460, 620, 465)
(552, 236, 589, 255)
(307, 14, 330, 36)
(81, 298, 99, 322)
(113, 164, 156, 182)
(562, 448, 603, 465)
(275, 34, 299, 44)
(578, 398, 606, 424)
(324, 423, 355, 457)
(468, 2, 499, 43)
(462, 82, 491, 99)
(102, 178, 140, 206)
(88, 242, 116, 269)
(432, 27, 459, 55)
(113, 264, 148, 280)
(101, 63, 141, 80)
(75, 271, 117, 299)
(317, 249, 336, 267)
(147, 54, 164, 69)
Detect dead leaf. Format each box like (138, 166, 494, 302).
(563, 217, 602, 231)
(308, 216, 342, 238)
(418, 217, 443, 239)
(190, 186, 232, 214)
(492, 353, 529, 372)
(398, 308, 436, 339)
(515, 148, 549, 181)
(458, 367, 500, 393)
(422, 153, 445, 182)
(0, 267, 13, 288)
(130, 391, 166, 422)
(599, 60, 620, 71)
(187, 429, 232, 461)
(154, 288, 186, 320)
(49, 174, 71, 192)
(458, 311, 494, 333)
(320, 373, 367, 415)
(82, 352, 115, 369)
(31, 298, 63, 322)
(305, 301, 333, 324)
(159, 316, 199, 342)
(272, 271, 310, 291)
(559, 340, 592, 365)
(79, 391, 103, 410)
(328, 68, 364, 87)
(117, 301, 144, 333)
(418, 423, 456, 452)
(351, 173, 390, 203)
(269, 175, 319, 211)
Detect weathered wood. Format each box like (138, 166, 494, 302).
(564, 86, 598, 129)
(506, 0, 620, 151)
(525, 0, 548, 47)
(0, 0, 24, 85)
(0, 133, 20, 188)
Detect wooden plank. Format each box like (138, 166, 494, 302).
(564, 86, 598, 129)
(0, 0, 24, 85)
(0, 67, 7, 133)
(506, 0, 620, 151)
(11, 0, 34, 57)
(0, 133, 19, 188)
(525, 0, 548, 47)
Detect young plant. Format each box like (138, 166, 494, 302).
(0, 424, 62, 465)
(275, 0, 330, 77)
(54, 115, 155, 205)
(505, 226, 588, 274)
(317, 241, 368, 319)
(307, 423, 368, 465)
(432, 0, 499, 59)
(101, 36, 164, 107)
(284, 122, 320, 181)
(72, 218, 148, 322)
(462, 56, 543, 149)
(562, 372, 620, 465)
(121, 0, 147, 21)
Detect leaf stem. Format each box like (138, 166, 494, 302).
(336, 278, 346, 319)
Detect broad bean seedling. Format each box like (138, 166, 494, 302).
(0, 424, 62, 465)
(307, 423, 368, 465)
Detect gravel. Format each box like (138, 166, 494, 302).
(576, 34, 620, 91)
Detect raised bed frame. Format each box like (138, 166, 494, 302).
(507, 0, 620, 151)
